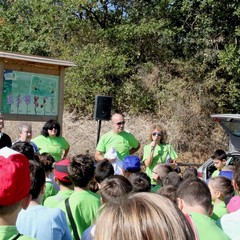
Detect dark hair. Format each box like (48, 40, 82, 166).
(95, 159, 114, 184)
(177, 178, 212, 213)
(163, 172, 182, 188)
(128, 172, 151, 193)
(211, 149, 227, 161)
(41, 119, 61, 137)
(11, 141, 34, 160)
(38, 153, 55, 172)
(29, 160, 46, 199)
(100, 175, 133, 203)
(154, 164, 173, 181)
(68, 154, 95, 188)
(234, 161, 240, 189)
(157, 185, 177, 204)
(182, 166, 198, 181)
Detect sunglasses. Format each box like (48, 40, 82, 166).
(152, 132, 162, 137)
(49, 126, 57, 130)
(116, 121, 125, 126)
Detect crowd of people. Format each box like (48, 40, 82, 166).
(0, 112, 240, 240)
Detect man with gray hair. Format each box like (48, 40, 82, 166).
(13, 123, 39, 153)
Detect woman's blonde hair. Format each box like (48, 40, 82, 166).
(148, 124, 167, 144)
(94, 192, 195, 240)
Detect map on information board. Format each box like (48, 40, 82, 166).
(2, 70, 59, 115)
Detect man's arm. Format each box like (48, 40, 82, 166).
(95, 150, 105, 161)
(129, 143, 141, 155)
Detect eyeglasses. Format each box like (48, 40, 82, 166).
(152, 132, 162, 137)
(151, 170, 157, 174)
(115, 121, 125, 126)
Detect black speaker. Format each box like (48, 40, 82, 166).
(93, 95, 112, 120)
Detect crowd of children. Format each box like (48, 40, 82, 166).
(1, 113, 240, 240)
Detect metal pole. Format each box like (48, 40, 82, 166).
(96, 120, 102, 146)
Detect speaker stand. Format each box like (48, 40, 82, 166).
(96, 120, 102, 146)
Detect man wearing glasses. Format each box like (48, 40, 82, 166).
(95, 113, 140, 162)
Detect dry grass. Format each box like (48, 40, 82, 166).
(5, 111, 227, 164)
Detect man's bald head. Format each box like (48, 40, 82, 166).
(111, 114, 125, 134)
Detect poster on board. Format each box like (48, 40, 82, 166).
(2, 70, 59, 116)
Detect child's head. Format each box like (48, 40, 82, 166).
(100, 175, 133, 203)
(163, 172, 182, 188)
(95, 192, 195, 240)
(11, 141, 34, 160)
(157, 185, 177, 204)
(177, 178, 212, 215)
(0, 148, 31, 217)
(182, 166, 198, 181)
(152, 164, 173, 184)
(68, 154, 95, 188)
(211, 149, 227, 171)
(95, 159, 114, 184)
(208, 176, 234, 202)
(54, 159, 73, 187)
(128, 172, 151, 193)
(122, 155, 141, 177)
(38, 153, 55, 174)
(29, 160, 46, 200)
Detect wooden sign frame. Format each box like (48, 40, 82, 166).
(0, 51, 75, 125)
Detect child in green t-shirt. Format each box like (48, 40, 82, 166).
(208, 176, 234, 221)
(151, 163, 173, 192)
(211, 149, 227, 178)
(38, 153, 57, 204)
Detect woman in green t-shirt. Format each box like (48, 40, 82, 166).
(142, 124, 178, 185)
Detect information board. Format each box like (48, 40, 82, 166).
(2, 70, 59, 116)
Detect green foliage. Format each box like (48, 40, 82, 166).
(64, 44, 130, 114)
(0, 0, 239, 118)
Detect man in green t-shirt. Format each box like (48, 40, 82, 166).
(0, 147, 36, 240)
(95, 113, 140, 162)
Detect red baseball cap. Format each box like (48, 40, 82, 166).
(54, 159, 71, 183)
(0, 147, 30, 206)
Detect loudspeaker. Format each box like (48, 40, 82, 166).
(93, 95, 112, 120)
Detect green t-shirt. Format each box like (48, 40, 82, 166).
(0, 226, 36, 240)
(190, 212, 230, 240)
(211, 200, 228, 221)
(211, 170, 220, 178)
(31, 135, 69, 161)
(57, 190, 100, 238)
(44, 189, 74, 208)
(41, 181, 57, 205)
(151, 184, 161, 193)
(96, 130, 139, 160)
(143, 143, 178, 184)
